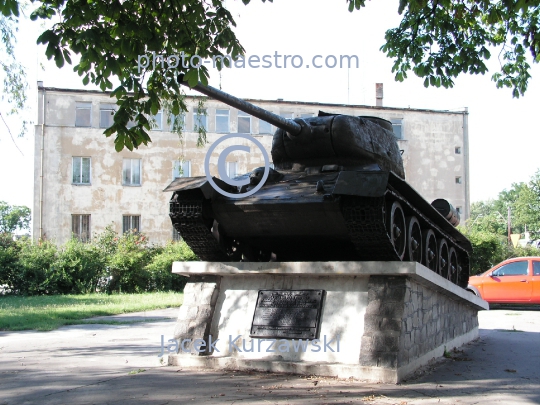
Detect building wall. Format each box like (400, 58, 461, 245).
(33, 86, 468, 245)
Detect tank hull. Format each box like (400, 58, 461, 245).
(167, 170, 471, 288)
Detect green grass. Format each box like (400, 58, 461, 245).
(0, 292, 183, 331)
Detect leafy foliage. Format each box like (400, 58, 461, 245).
(0, 226, 197, 295)
(348, 0, 540, 97)
(145, 241, 197, 292)
(464, 168, 540, 274)
(0, 11, 29, 139)
(29, 0, 246, 151)
(0, 200, 30, 234)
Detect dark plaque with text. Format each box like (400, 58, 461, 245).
(250, 289, 325, 339)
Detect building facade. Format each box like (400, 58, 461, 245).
(33, 83, 470, 245)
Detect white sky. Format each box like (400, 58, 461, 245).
(1, 0, 540, 208)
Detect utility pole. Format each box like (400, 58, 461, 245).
(508, 206, 512, 245)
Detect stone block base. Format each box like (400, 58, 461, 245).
(169, 261, 487, 383)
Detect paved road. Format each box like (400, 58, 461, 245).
(1, 307, 539, 404)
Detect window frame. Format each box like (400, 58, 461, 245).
(390, 119, 403, 140)
(72, 214, 91, 242)
(193, 108, 208, 132)
(215, 109, 230, 133)
(151, 110, 163, 131)
(258, 119, 273, 135)
(122, 158, 142, 186)
(169, 112, 186, 132)
(75, 102, 92, 128)
(72, 156, 91, 185)
(533, 261, 540, 276)
(492, 261, 529, 277)
(226, 161, 238, 179)
(122, 215, 141, 234)
(237, 111, 252, 134)
(173, 160, 191, 179)
(99, 104, 117, 129)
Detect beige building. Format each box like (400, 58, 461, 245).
(33, 83, 470, 245)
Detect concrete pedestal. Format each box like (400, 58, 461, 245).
(168, 261, 488, 383)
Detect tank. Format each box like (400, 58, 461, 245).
(165, 80, 472, 288)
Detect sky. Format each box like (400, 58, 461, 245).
(1, 0, 540, 209)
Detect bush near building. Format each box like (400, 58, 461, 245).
(0, 227, 195, 296)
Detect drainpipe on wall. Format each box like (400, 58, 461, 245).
(462, 107, 470, 222)
(39, 83, 45, 240)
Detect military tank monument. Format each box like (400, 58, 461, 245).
(166, 80, 487, 383)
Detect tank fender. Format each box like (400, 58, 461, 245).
(332, 171, 389, 197)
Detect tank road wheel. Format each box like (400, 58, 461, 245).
(438, 238, 450, 279)
(423, 229, 437, 272)
(448, 248, 459, 285)
(406, 216, 422, 263)
(388, 201, 406, 260)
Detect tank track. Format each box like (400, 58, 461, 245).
(170, 189, 469, 288)
(342, 189, 470, 288)
(169, 192, 228, 261)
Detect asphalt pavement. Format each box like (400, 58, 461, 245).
(1, 307, 539, 404)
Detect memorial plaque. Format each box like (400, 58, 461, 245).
(250, 289, 325, 339)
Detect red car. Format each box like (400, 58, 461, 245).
(467, 257, 540, 304)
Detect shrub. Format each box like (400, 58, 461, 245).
(0, 233, 21, 292)
(106, 231, 156, 293)
(52, 239, 107, 294)
(145, 241, 197, 291)
(465, 230, 508, 275)
(16, 239, 58, 295)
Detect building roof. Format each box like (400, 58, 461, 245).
(38, 86, 467, 116)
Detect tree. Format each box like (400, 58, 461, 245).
(3, 0, 539, 152)
(28, 0, 247, 152)
(349, 0, 540, 98)
(0, 201, 31, 234)
(0, 1, 29, 143)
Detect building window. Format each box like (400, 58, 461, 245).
(226, 162, 238, 179)
(173, 160, 191, 178)
(72, 214, 91, 242)
(455, 146, 462, 154)
(72, 157, 91, 185)
(172, 226, 182, 241)
(237, 111, 251, 133)
(455, 176, 462, 184)
(123, 158, 142, 186)
(279, 111, 294, 119)
(193, 108, 207, 131)
(391, 119, 403, 139)
(216, 109, 230, 133)
(123, 215, 140, 234)
(259, 119, 273, 135)
(75, 102, 92, 127)
(169, 113, 186, 132)
(151, 110, 163, 130)
(100, 104, 116, 128)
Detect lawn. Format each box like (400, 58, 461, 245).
(0, 292, 183, 331)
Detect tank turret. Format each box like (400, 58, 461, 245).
(166, 79, 472, 288)
(177, 77, 405, 178)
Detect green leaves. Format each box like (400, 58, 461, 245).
(29, 0, 246, 151)
(0, 0, 19, 17)
(355, 0, 540, 97)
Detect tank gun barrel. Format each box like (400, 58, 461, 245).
(178, 77, 302, 136)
